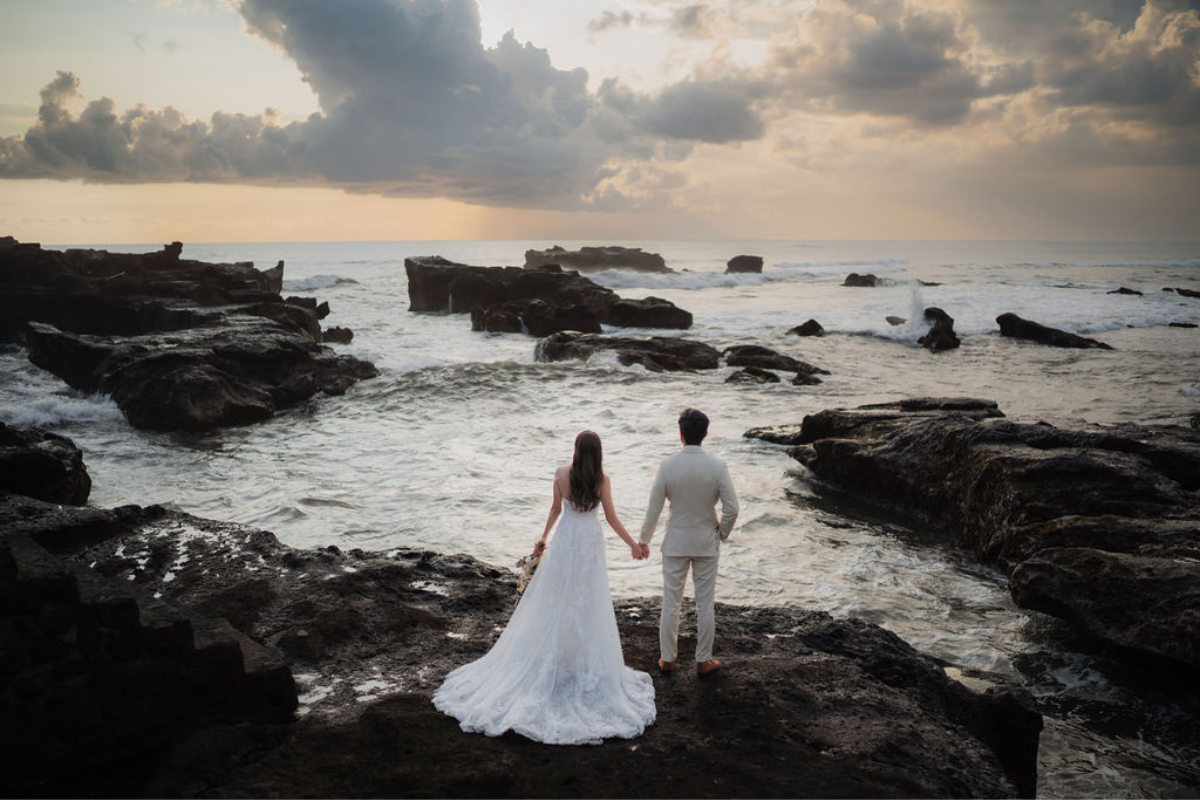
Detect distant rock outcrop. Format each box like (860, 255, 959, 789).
(523, 245, 672, 273)
(996, 313, 1114, 350)
(723, 345, 829, 383)
(789, 319, 825, 337)
(726, 366, 781, 384)
(843, 273, 881, 287)
(918, 307, 961, 351)
(725, 255, 763, 274)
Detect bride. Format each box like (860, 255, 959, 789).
(433, 430, 657, 745)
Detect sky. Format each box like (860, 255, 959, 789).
(0, 0, 1198, 244)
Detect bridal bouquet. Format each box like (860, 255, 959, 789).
(515, 539, 546, 597)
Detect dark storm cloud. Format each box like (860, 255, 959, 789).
(0, 0, 772, 207)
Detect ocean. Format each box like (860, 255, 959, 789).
(3, 239, 1199, 796)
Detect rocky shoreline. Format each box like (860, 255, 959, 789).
(745, 398, 1200, 669)
(1, 425, 1041, 798)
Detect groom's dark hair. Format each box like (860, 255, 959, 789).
(679, 408, 709, 445)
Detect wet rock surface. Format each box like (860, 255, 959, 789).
(524, 245, 672, 273)
(0, 421, 91, 505)
(407, 256, 692, 331)
(4, 496, 1041, 798)
(843, 273, 881, 287)
(0, 237, 376, 432)
(536, 332, 721, 372)
(996, 313, 1114, 350)
(723, 345, 829, 383)
(746, 398, 1200, 667)
(790, 319, 825, 337)
(918, 307, 960, 351)
(725, 255, 764, 274)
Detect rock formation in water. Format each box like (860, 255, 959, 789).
(725, 255, 764, 274)
(843, 273, 881, 287)
(918, 307, 961, 351)
(726, 366, 781, 384)
(789, 319, 825, 337)
(996, 313, 1114, 350)
(746, 398, 1200, 668)
(406, 256, 692, 331)
(0, 237, 376, 432)
(535, 332, 720, 372)
(723, 345, 829, 383)
(523, 245, 672, 273)
(0, 421, 91, 505)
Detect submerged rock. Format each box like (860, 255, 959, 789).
(523, 245, 672, 273)
(535, 332, 720, 372)
(725, 255, 764, 274)
(747, 398, 1200, 667)
(1108, 287, 1144, 296)
(996, 313, 1114, 350)
(886, 316, 907, 326)
(726, 366, 781, 384)
(789, 319, 825, 337)
(5, 493, 1042, 798)
(843, 273, 881, 287)
(723, 345, 829, 382)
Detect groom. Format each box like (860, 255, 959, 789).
(639, 408, 739, 677)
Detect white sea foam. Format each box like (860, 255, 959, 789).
(1184, 383, 1200, 398)
(0, 392, 123, 428)
(283, 274, 360, 292)
(588, 269, 790, 291)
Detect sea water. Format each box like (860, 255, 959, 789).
(2, 239, 1199, 796)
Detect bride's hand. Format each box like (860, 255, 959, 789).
(629, 543, 643, 560)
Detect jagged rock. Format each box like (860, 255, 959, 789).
(523, 245, 671, 273)
(723, 345, 829, 382)
(323, 326, 353, 344)
(535, 332, 720, 372)
(996, 313, 1114, 350)
(918, 307, 961, 351)
(886, 316, 907, 326)
(13, 496, 1041, 798)
(405, 256, 692, 331)
(844, 273, 880, 287)
(789, 319, 825, 337)
(606, 297, 693, 329)
(0, 423, 91, 505)
(747, 398, 1200, 667)
(1108, 287, 1143, 296)
(726, 366, 780, 384)
(725, 255, 764, 274)
(25, 320, 378, 432)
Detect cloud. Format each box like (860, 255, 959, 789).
(0, 0, 1196, 213)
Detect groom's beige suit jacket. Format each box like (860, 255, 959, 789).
(639, 445, 739, 557)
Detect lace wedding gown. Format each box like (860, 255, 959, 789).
(433, 501, 656, 745)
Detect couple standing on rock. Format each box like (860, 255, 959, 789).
(433, 408, 740, 745)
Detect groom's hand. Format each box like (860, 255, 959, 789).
(639, 543, 650, 560)
(629, 543, 643, 560)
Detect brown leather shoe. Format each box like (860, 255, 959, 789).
(657, 658, 676, 673)
(696, 659, 722, 676)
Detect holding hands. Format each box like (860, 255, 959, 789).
(629, 542, 650, 561)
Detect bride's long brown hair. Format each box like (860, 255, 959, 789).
(569, 431, 603, 512)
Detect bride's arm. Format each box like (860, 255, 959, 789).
(600, 476, 643, 558)
(540, 470, 564, 542)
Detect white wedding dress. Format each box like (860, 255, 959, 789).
(433, 501, 656, 745)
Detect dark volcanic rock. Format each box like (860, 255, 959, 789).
(790, 319, 825, 337)
(726, 366, 781, 384)
(0, 422, 91, 504)
(25, 320, 378, 432)
(12, 496, 1040, 798)
(1108, 287, 1143, 296)
(606, 296, 694, 328)
(1170, 322, 1198, 329)
(1170, 287, 1200, 299)
(918, 307, 961, 351)
(0, 238, 374, 431)
(406, 256, 691, 330)
(724, 345, 829, 382)
(747, 398, 1200, 667)
(886, 316, 907, 326)
(996, 313, 1114, 349)
(322, 326, 354, 344)
(523, 245, 672, 273)
(844, 273, 881, 287)
(725, 255, 764, 274)
(536, 332, 720, 372)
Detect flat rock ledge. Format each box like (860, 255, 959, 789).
(1, 237, 376, 432)
(524, 245, 672, 274)
(536, 332, 721, 372)
(745, 397, 1200, 668)
(1, 492, 1040, 798)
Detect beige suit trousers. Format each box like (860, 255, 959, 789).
(660, 554, 720, 663)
